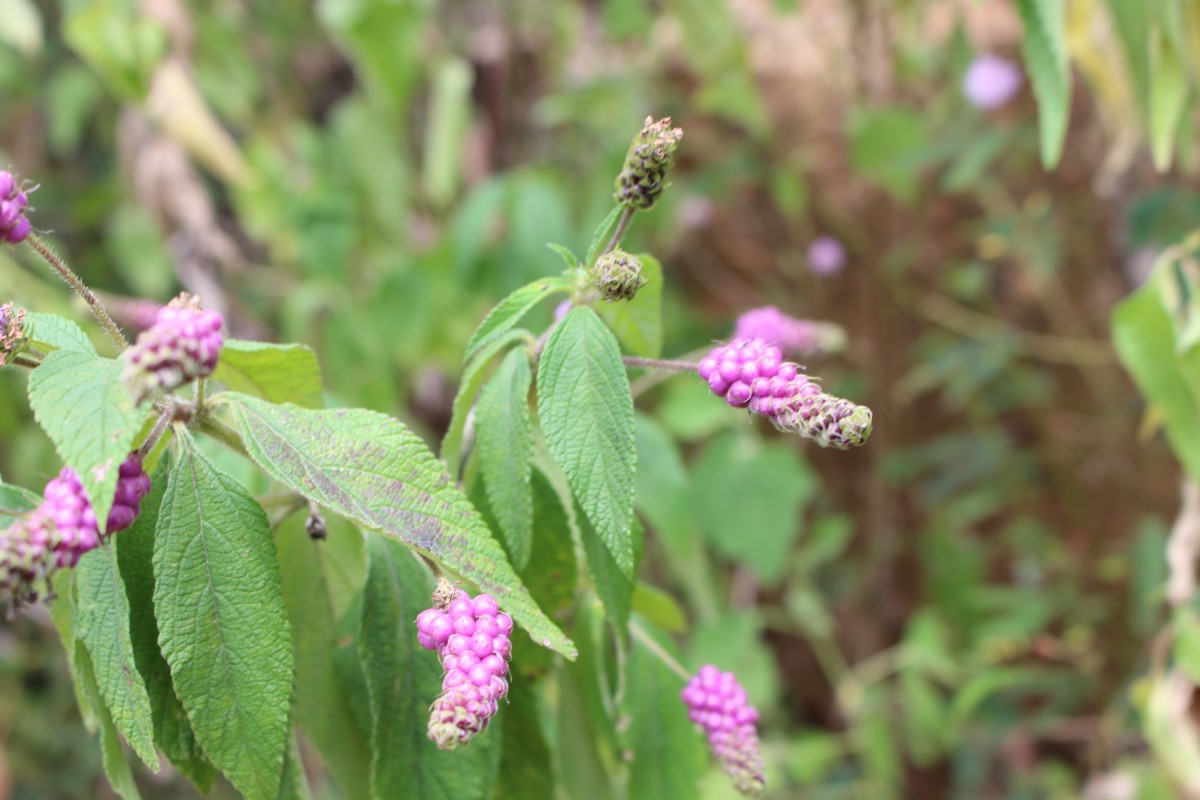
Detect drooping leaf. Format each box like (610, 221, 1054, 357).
(213, 339, 324, 409)
(27, 348, 145, 529)
(1016, 0, 1070, 167)
(25, 311, 97, 354)
(1149, 30, 1188, 171)
(75, 638, 143, 800)
(74, 544, 160, 770)
(521, 467, 578, 618)
(154, 430, 293, 800)
(441, 328, 531, 477)
(465, 276, 572, 362)
(114, 464, 214, 789)
(224, 393, 576, 658)
(595, 253, 663, 358)
(474, 347, 534, 568)
(625, 622, 704, 800)
(577, 496, 633, 639)
(538, 307, 637, 577)
(357, 535, 500, 800)
(277, 513, 371, 800)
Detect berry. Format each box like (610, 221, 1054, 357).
(105, 453, 151, 535)
(806, 235, 846, 276)
(0, 170, 32, 245)
(42, 468, 100, 568)
(122, 293, 224, 405)
(963, 54, 1023, 110)
(591, 249, 646, 302)
(0, 302, 28, 367)
(614, 117, 683, 210)
(681, 665, 765, 796)
(0, 508, 58, 612)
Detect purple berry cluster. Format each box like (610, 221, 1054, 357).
(0, 170, 31, 245)
(123, 293, 224, 404)
(698, 338, 872, 449)
(0, 509, 57, 612)
(416, 588, 514, 749)
(0, 302, 28, 367)
(682, 665, 765, 796)
(733, 306, 845, 357)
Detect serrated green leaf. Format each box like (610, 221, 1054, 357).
(224, 393, 576, 659)
(475, 347, 534, 568)
(521, 467, 578, 618)
(595, 253, 663, 357)
(495, 670, 556, 800)
(25, 311, 96, 354)
(213, 339, 324, 409)
(28, 348, 145, 529)
(441, 329, 531, 477)
(278, 513, 371, 800)
(278, 732, 313, 800)
(75, 638, 143, 800)
(49, 570, 98, 731)
(1150, 31, 1188, 171)
(538, 307, 636, 577)
(358, 536, 500, 800)
(1017, 0, 1070, 168)
(465, 277, 572, 362)
(114, 464, 214, 790)
(1106, 0, 1151, 114)
(585, 205, 625, 266)
(576, 496, 633, 638)
(75, 544, 160, 770)
(154, 430, 293, 800)
(546, 242, 580, 270)
(626, 623, 704, 800)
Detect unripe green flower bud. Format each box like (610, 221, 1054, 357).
(591, 249, 645, 302)
(614, 117, 683, 210)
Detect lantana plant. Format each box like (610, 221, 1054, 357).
(0, 117, 871, 799)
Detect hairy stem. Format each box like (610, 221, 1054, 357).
(139, 403, 176, 458)
(622, 356, 699, 372)
(603, 206, 635, 256)
(25, 234, 129, 352)
(629, 619, 692, 682)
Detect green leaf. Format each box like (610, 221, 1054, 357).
(75, 638, 144, 800)
(538, 307, 637, 577)
(577, 495, 633, 638)
(1105, 0, 1151, 112)
(278, 732, 313, 800)
(49, 570, 98, 730)
(475, 347, 534, 568)
(441, 329, 531, 477)
(495, 670, 556, 799)
(585, 205, 625, 266)
(224, 393, 576, 659)
(25, 311, 96, 354)
(1149, 30, 1188, 171)
(27, 348, 145, 530)
(848, 106, 933, 204)
(278, 513, 371, 800)
(632, 582, 687, 633)
(521, 467, 578, 617)
(689, 611, 778, 709)
(213, 339, 324, 409)
(634, 413, 693, 557)
(115, 464, 214, 789)
(465, 276, 572, 362)
(422, 57, 472, 210)
(690, 432, 817, 583)
(625, 623, 704, 800)
(75, 544, 160, 770)
(595, 253, 663, 357)
(0, 479, 40, 519)
(1174, 607, 1200, 685)
(357, 536, 500, 800)
(1113, 271, 1200, 479)
(546, 242, 580, 270)
(1016, 0, 1070, 168)
(154, 430, 293, 800)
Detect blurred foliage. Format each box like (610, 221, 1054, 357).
(2, 0, 1200, 797)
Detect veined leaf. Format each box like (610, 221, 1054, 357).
(115, 464, 214, 789)
(475, 347, 534, 569)
(358, 536, 500, 800)
(26, 311, 96, 354)
(224, 393, 576, 659)
(465, 276, 572, 362)
(595, 253, 663, 357)
(213, 339, 324, 409)
(1017, 0, 1071, 167)
(75, 638, 143, 800)
(521, 467, 578, 617)
(537, 307, 637, 577)
(546, 242, 580, 270)
(154, 430, 293, 800)
(495, 671, 556, 800)
(75, 543, 160, 770)
(586, 205, 626, 266)
(278, 513, 371, 800)
(27, 348, 145, 529)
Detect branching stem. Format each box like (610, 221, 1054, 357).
(25, 234, 129, 352)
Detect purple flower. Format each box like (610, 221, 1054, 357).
(0, 170, 32, 245)
(0, 303, 28, 366)
(682, 665, 765, 796)
(807, 236, 846, 276)
(419, 588, 513, 749)
(963, 54, 1023, 110)
(733, 307, 845, 356)
(123, 293, 224, 404)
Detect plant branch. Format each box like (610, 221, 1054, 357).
(192, 412, 249, 460)
(603, 206, 635, 256)
(629, 619, 691, 682)
(622, 356, 699, 372)
(25, 234, 129, 352)
(139, 402, 176, 457)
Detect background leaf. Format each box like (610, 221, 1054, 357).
(27, 348, 145, 529)
(1017, 0, 1071, 167)
(212, 339, 324, 409)
(225, 393, 576, 658)
(153, 430, 293, 800)
(465, 277, 572, 362)
(474, 347, 534, 568)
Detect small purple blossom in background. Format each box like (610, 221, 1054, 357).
(553, 299, 572, 321)
(418, 586, 513, 749)
(806, 235, 846, 276)
(682, 665, 765, 796)
(0, 170, 32, 245)
(733, 306, 846, 356)
(963, 54, 1023, 110)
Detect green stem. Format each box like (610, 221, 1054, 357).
(603, 206, 635, 256)
(196, 377, 206, 409)
(25, 234, 129, 352)
(629, 619, 692, 682)
(139, 403, 175, 458)
(622, 356, 698, 372)
(193, 413, 249, 460)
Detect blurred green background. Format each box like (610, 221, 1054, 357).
(0, 0, 1195, 797)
